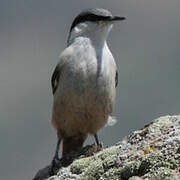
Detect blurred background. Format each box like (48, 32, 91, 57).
(0, 0, 180, 179)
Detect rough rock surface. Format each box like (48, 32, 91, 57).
(33, 115, 180, 180)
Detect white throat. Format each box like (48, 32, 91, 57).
(67, 22, 113, 46)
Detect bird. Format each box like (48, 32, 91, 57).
(51, 8, 125, 162)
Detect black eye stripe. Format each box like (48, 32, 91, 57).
(70, 13, 112, 32)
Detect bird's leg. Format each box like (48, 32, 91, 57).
(54, 139, 61, 160)
(94, 133, 103, 149)
(50, 139, 61, 175)
(94, 133, 100, 146)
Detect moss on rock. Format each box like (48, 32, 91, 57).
(78, 159, 104, 180)
(143, 167, 172, 180)
(34, 115, 180, 180)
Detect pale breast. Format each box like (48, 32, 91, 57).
(52, 40, 117, 135)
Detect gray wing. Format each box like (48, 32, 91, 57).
(51, 46, 71, 94)
(51, 65, 61, 95)
(115, 70, 118, 87)
(52, 65, 118, 93)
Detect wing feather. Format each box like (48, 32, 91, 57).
(51, 65, 61, 95)
(115, 70, 118, 87)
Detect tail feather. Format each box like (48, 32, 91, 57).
(62, 134, 87, 157)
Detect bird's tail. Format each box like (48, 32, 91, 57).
(62, 134, 87, 157)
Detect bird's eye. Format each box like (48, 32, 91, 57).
(97, 21, 104, 25)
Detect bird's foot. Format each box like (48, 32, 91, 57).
(49, 156, 61, 176)
(83, 143, 103, 157)
(95, 141, 103, 152)
(97, 142, 103, 149)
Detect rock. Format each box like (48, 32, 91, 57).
(33, 115, 180, 180)
(128, 176, 143, 180)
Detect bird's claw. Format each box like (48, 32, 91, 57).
(50, 157, 60, 176)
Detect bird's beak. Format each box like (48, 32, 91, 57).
(110, 16, 126, 21)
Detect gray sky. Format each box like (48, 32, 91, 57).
(0, 0, 180, 179)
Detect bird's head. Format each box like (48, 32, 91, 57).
(67, 8, 125, 45)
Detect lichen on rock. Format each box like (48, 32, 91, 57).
(33, 115, 180, 180)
